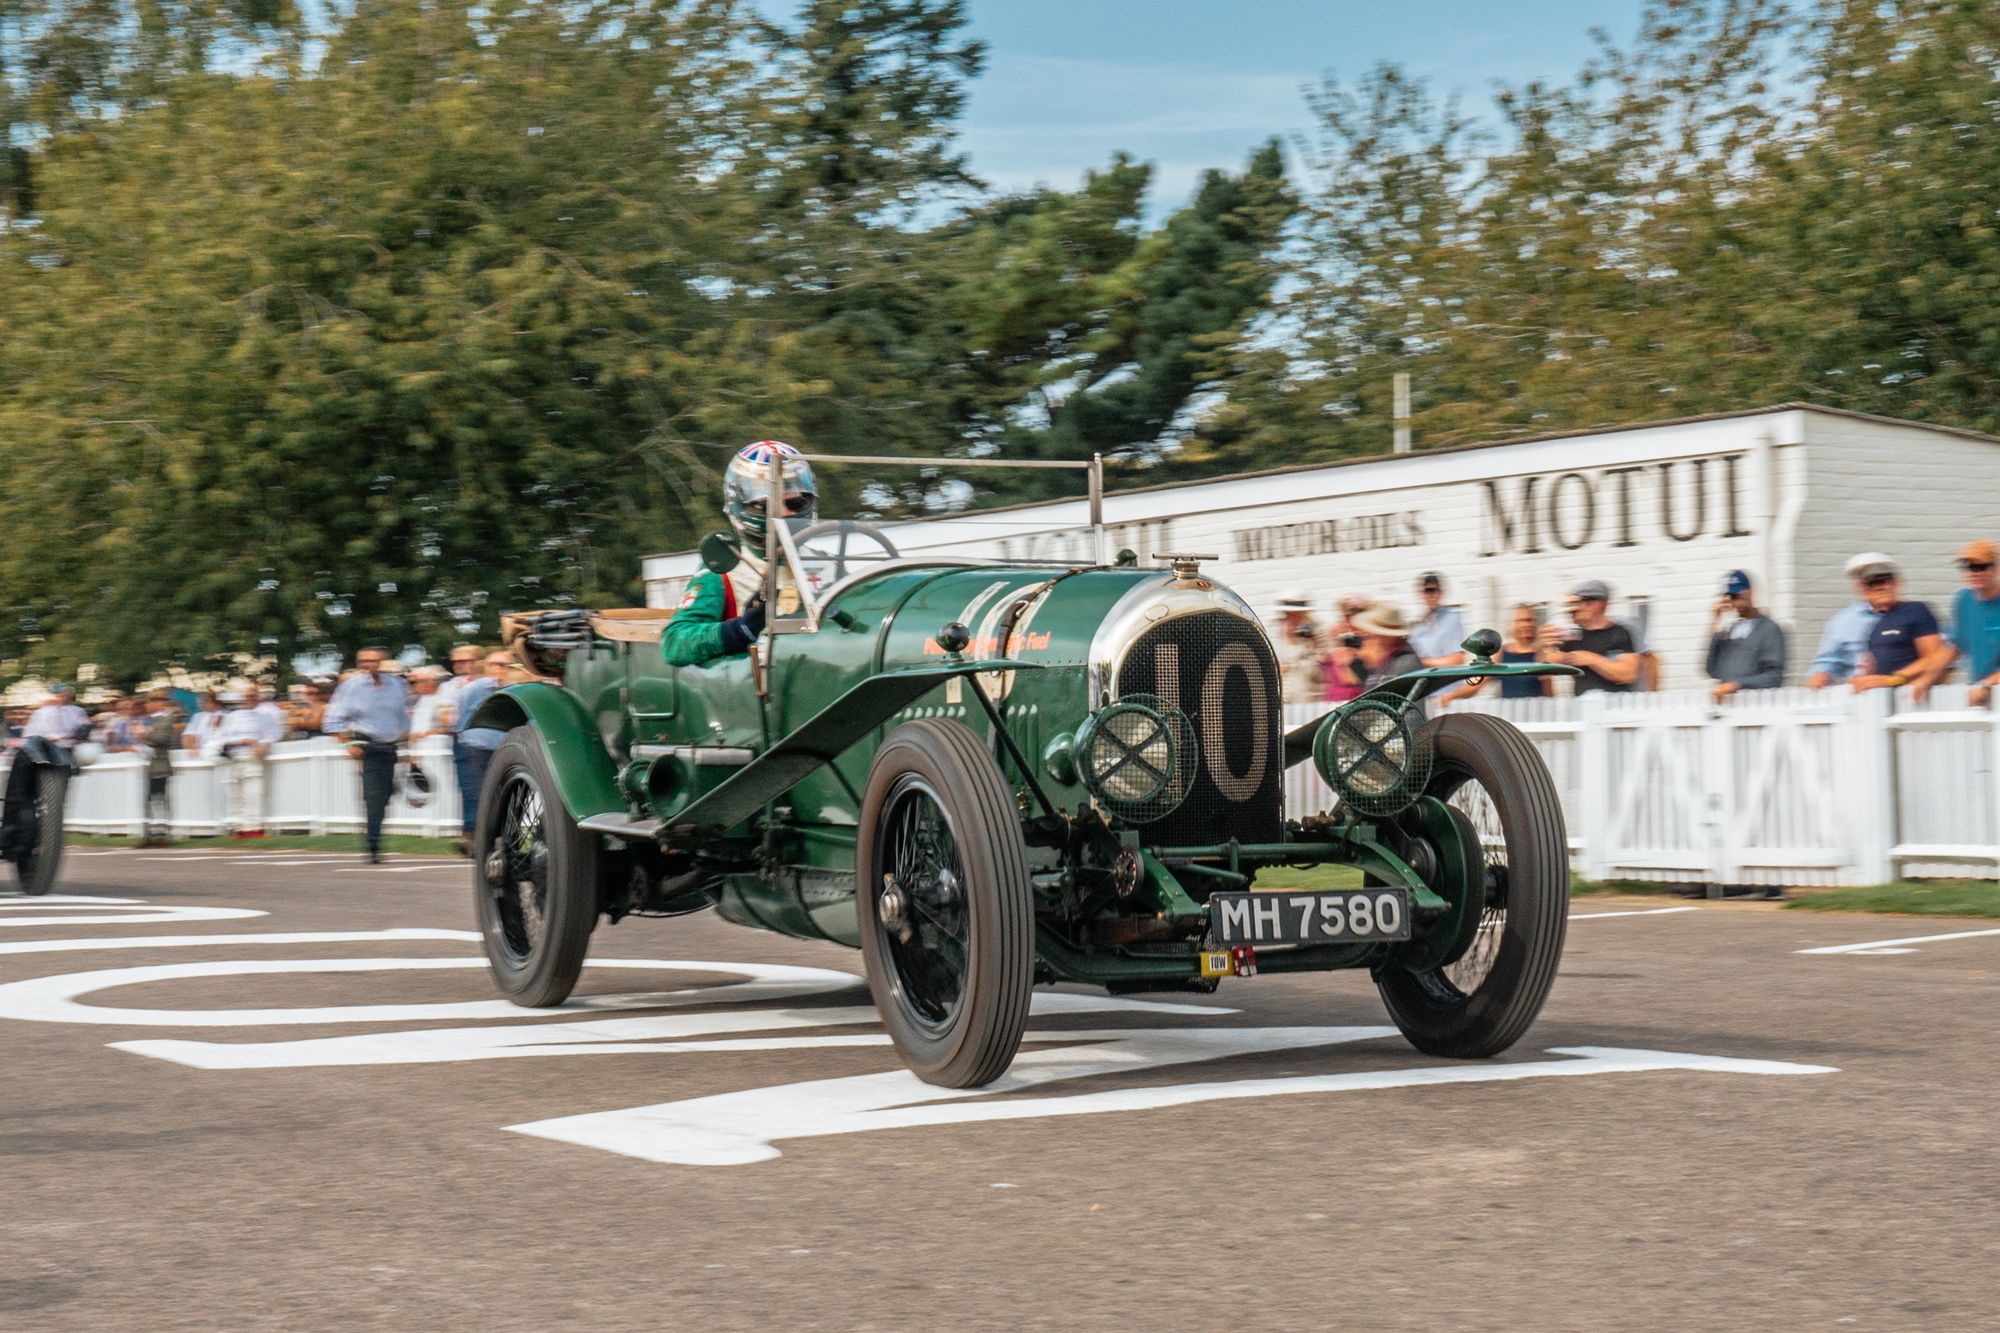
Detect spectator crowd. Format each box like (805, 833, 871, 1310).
(3, 644, 517, 857)
(1270, 538, 2000, 710)
(5, 534, 1999, 854)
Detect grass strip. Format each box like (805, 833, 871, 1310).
(1784, 880, 2000, 918)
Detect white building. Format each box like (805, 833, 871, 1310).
(642, 405, 2000, 690)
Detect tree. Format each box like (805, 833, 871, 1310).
(0, 1, 769, 676)
(1739, 0, 2000, 430)
(0, 0, 303, 215)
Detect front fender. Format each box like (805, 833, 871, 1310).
(468, 683, 624, 823)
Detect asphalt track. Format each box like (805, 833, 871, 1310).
(3, 851, 1997, 1330)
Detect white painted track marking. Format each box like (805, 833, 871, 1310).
(0, 903, 202, 912)
(0, 957, 861, 1026)
(510, 1039, 1839, 1167)
(0, 902, 266, 927)
(0, 928, 481, 958)
(0, 894, 142, 904)
(1570, 906, 1700, 921)
(1797, 926, 2000, 956)
(116, 992, 1232, 1069)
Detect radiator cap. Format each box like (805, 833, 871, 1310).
(1153, 552, 1219, 580)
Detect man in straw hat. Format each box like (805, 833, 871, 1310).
(1351, 602, 1423, 690)
(1272, 592, 1324, 702)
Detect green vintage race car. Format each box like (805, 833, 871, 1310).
(469, 457, 1579, 1088)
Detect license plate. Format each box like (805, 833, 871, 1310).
(1209, 889, 1412, 946)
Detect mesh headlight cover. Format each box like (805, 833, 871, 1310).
(1077, 695, 1197, 824)
(1314, 696, 1432, 816)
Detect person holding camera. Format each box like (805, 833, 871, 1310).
(1540, 579, 1641, 694)
(1272, 593, 1325, 702)
(1322, 594, 1370, 703)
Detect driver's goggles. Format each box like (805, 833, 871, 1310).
(747, 493, 813, 515)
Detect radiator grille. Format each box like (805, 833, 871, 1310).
(1113, 610, 1283, 846)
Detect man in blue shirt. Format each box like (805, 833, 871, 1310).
(1951, 539, 2000, 707)
(1808, 552, 1889, 689)
(1848, 557, 1954, 703)
(451, 650, 513, 855)
(324, 647, 411, 863)
(1408, 572, 1468, 668)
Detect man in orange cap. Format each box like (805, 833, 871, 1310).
(1953, 539, 2000, 707)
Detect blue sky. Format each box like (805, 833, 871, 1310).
(952, 0, 1650, 213)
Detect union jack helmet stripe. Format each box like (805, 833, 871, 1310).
(737, 440, 801, 465)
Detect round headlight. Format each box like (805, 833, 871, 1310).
(1313, 697, 1432, 817)
(1075, 695, 1196, 823)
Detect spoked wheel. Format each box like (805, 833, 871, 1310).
(1376, 713, 1567, 1058)
(473, 727, 599, 1007)
(857, 719, 1033, 1088)
(13, 766, 68, 896)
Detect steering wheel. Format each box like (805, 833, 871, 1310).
(789, 520, 900, 584)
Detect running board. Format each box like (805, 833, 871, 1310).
(577, 812, 666, 841)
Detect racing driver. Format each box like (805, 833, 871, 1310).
(661, 440, 817, 668)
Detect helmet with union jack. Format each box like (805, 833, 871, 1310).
(723, 440, 817, 544)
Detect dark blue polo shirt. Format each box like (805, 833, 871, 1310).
(1866, 601, 1939, 677)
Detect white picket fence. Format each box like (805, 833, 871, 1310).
(10, 688, 1999, 883)
(1284, 684, 2000, 886)
(2, 735, 469, 840)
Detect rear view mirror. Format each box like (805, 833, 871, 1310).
(699, 531, 741, 575)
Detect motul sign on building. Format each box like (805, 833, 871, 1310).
(644, 406, 2000, 690)
(1476, 453, 1758, 557)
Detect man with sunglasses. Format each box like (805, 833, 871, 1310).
(1849, 555, 1954, 702)
(1951, 540, 2000, 707)
(662, 441, 818, 669)
(1538, 579, 1641, 694)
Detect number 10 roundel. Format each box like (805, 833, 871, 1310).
(1113, 611, 1283, 845)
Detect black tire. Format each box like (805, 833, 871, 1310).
(857, 718, 1034, 1088)
(1375, 713, 1567, 1058)
(14, 767, 67, 896)
(473, 727, 599, 1007)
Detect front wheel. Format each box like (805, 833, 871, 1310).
(473, 727, 599, 1007)
(14, 766, 68, 896)
(857, 718, 1034, 1088)
(1375, 713, 1568, 1058)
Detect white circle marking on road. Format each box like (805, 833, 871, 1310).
(0, 957, 862, 1026)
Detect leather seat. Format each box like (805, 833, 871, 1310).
(589, 609, 673, 644)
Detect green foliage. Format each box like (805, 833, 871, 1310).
(1201, 0, 2000, 477)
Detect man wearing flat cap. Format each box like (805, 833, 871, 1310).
(1539, 579, 1641, 694)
